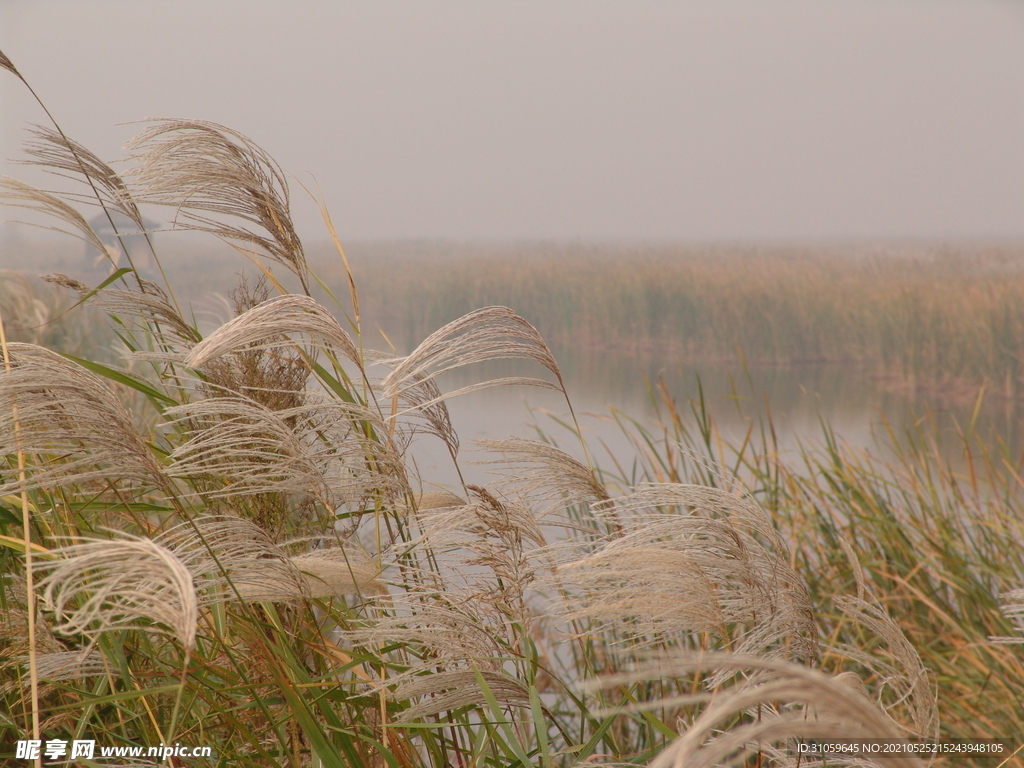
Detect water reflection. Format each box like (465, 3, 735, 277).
(405, 344, 1024, 492)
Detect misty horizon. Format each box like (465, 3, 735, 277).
(2, 0, 1023, 244)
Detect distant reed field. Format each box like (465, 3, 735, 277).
(2, 48, 1023, 767)
(323, 240, 1024, 398)
(10, 235, 1024, 400)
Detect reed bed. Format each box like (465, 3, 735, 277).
(331, 240, 1024, 398)
(10, 236, 1024, 400)
(1, 51, 1023, 767)
(588, 378, 1024, 741)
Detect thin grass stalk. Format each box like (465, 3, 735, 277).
(305, 181, 360, 331)
(164, 647, 192, 745)
(0, 305, 40, 766)
(0, 51, 148, 296)
(1, 56, 195, 408)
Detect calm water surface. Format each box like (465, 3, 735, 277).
(408, 345, 1024, 493)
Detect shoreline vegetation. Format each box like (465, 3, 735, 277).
(2, 50, 1024, 766)
(337, 240, 1024, 404)
(7, 238, 1024, 404)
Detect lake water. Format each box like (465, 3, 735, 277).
(408, 344, 1024, 493)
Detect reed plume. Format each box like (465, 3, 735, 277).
(381, 306, 566, 409)
(831, 595, 938, 737)
(0, 271, 49, 343)
(592, 653, 925, 768)
(476, 437, 608, 518)
(545, 483, 818, 666)
(125, 119, 309, 291)
(995, 588, 1024, 643)
(0, 48, 22, 80)
(34, 535, 198, 652)
(164, 393, 405, 515)
(23, 126, 144, 233)
(392, 669, 531, 723)
(184, 294, 359, 369)
(22, 650, 107, 685)
(98, 284, 201, 347)
(0, 343, 167, 495)
(290, 545, 387, 598)
(0, 177, 110, 259)
(155, 515, 308, 604)
(351, 591, 514, 685)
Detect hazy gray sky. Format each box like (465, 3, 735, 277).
(2, 0, 1023, 242)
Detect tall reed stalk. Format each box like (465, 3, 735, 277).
(0, 304, 40, 768)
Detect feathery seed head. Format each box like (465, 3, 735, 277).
(125, 118, 308, 290)
(156, 515, 308, 604)
(0, 177, 109, 258)
(185, 294, 358, 370)
(544, 483, 817, 663)
(35, 535, 198, 652)
(994, 587, 1024, 643)
(24, 126, 144, 231)
(592, 653, 925, 768)
(0, 343, 168, 495)
(0, 48, 23, 79)
(291, 546, 387, 598)
(393, 669, 531, 722)
(381, 306, 565, 407)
